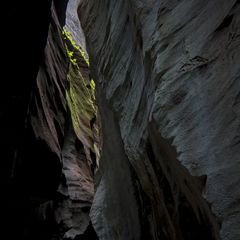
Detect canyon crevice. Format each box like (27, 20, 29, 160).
(1, 0, 240, 240)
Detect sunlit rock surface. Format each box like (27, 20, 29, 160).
(65, 0, 87, 53)
(79, 0, 240, 239)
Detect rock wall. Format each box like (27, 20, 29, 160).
(79, 0, 240, 239)
(1, 0, 98, 239)
(25, 1, 98, 239)
(2, 0, 240, 239)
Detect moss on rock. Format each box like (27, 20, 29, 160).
(62, 27, 100, 166)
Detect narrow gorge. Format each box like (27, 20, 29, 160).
(1, 0, 240, 240)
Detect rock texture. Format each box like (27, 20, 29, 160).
(1, 0, 98, 239)
(79, 0, 240, 239)
(65, 0, 87, 53)
(25, 1, 99, 239)
(2, 0, 240, 239)
(55, 123, 94, 239)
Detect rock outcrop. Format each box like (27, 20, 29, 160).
(79, 0, 240, 239)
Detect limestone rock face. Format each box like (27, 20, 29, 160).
(79, 0, 240, 239)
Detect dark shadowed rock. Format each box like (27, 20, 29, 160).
(0, 0, 97, 239)
(79, 0, 240, 239)
(1, 0, 240, 239)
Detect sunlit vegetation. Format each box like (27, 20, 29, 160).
(62, 26, 99, 162)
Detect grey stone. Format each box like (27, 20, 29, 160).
(79, 0, 240, 239)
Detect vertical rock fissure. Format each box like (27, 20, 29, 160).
(56, 1, 101, 238)
(15, 0, 100, 239)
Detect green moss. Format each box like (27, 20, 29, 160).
(62, 27, 90, 66)
(62, 27, 98, 153)
(90, 79, 95, 92)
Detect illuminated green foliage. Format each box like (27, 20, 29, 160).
(62, 26, 98, 154)
(62, 27, 90, 66)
